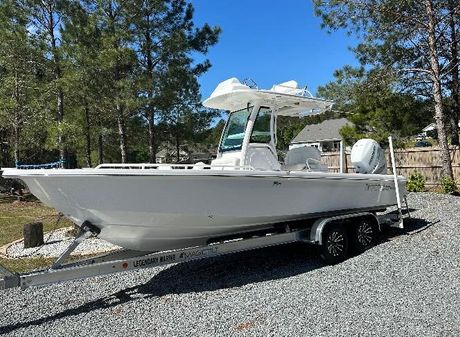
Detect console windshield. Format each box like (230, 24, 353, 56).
(219, 107, 252, 152)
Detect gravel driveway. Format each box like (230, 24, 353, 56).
(1, 192, 459, 336)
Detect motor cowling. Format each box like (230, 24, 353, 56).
(351, 139, 387, 174)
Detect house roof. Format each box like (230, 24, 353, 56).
(290, 118, 350, 143)
(422, 121, 460, 133)
(156, 149, 168, 158)
(422, 123, 436, 132)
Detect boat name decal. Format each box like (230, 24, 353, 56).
(365, 183, 394, 192)
(133, 254, 176, 267)
(179, 247, 219, 259)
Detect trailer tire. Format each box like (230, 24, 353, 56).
(320, 223, 349, 265)
(350, 218, 378, 254)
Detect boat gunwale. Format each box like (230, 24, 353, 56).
(1, 168, 406, 183)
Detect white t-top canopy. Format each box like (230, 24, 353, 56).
(202, 78, 333, 116)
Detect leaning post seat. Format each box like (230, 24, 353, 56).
(284, 146, 328, 172)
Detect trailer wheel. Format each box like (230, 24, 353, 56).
(351, 218, 378, 254)
(320, 223, 349, 265)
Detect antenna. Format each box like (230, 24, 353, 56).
(301, 85, 314, 98)
(242, 78, 258, 89)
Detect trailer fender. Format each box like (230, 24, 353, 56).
(309, 212, 378, 245)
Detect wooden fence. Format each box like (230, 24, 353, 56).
(321, 146, 460, 186)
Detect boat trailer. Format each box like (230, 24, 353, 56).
(0, 210, 407, 290)
(1, 136, 408, 290)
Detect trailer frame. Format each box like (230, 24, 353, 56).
(0, 210, 407, 291)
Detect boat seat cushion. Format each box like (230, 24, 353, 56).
(245, 144, 281, 171)
(211, 156, 240, 168)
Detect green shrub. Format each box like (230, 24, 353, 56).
(440, 176, 457, 195)
(407, 172, 425, 192)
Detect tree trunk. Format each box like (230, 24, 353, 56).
(49, 12, 65, 167)
(57, 90, 65, 166)
(425, 0, 453, 179)
(0, 129, 11, 167)
(117, 103, 127, 163)
(175, 130, 180, 163)
(13, 71, 20, 164)
(106, 5, 127, 164)
(145, 31, 156, 163)
(98, 120, 104, 165)
(13, 123, 19, 165)
(0, 129, 5, 167)
(449, 0, 459, 145)
(84, 100, 92, 167)
(148, 110, 156, 163)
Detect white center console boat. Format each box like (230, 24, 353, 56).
(1, 78, 406, 253)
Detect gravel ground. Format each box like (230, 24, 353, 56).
(1, 192, 459, 336)
(6, 228, 120, 258)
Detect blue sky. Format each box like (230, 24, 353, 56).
(191, 0, 360, 100)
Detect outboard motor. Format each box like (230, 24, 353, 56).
(351, 139, 387, 174)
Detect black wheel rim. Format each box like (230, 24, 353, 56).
(357, 221, 374, 247)
(326, 231, 345, 257)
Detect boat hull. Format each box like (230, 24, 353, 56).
(3, 170, 406, 251)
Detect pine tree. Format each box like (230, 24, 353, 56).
(314, 0, 460, 179)
(62, 1, 106, 167)
(90, 0, 137, 163)
(26, 0, 69, 165)
(0, 0, 40, 165)
(126, 0, 220, 162)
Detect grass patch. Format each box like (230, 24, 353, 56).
(0, 195, 74, 273)
(0, 256, 56, 273)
